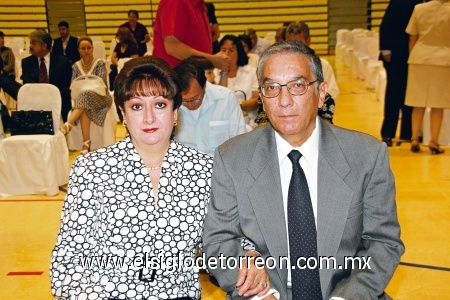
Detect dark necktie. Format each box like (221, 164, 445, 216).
(39, 58, 48, 83)
(287, 150, 322, 299)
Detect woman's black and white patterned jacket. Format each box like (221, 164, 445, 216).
(50, 136, 213, 300)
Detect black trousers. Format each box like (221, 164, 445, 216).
(0, 74, 21, 100)
(380, 55, 412, 140)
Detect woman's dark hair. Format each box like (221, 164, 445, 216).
(219, 34, 249, 67)
(0, 31, 4, 38)
(116, 26, 137, 46)
(238, 34, 253, 51)
(174, 57, 208, 91)
(114, 56, 182, 111)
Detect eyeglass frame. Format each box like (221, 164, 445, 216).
(259, 78, 319, 98)
(181, 88, 205, 104)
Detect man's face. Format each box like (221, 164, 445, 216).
(260, 52, 326, 147)
(181, 78, 205, 111)
(128, 12, 138, 24)
(58, 26, 69, 39)
(285, 32, 310, 46)
(29, 39, 47, 57)
(0, 36, 4, 48)
(249, 34, 257, 48)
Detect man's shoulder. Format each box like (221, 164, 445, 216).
(326, 123, 385, 156)
(217, 125, 268, 154)
(205, 82, 236, 103)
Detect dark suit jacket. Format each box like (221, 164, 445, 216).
(203, 120, 404, 300)
(21, 54, 72, 121)
(52, 36, 79, 65)
(379, 0, 422, 69)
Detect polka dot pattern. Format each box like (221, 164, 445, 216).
(287, 150, 322, 299)
(50, 137, 213, 299)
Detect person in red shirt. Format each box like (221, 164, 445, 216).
(152, 0, 230, 71)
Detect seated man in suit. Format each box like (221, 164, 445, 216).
(203, 41, 404, 299)
(0, 29, 72, 121)
(173, 57, 246, 156)
(52, 21, 79, 65)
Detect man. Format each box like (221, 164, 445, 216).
(245, 28, 271, 57)
(173, 57, 246, 156)
(0, 30, 18, 99)
(379, 0, 422, 146)
(119, 10, 150, 57)
(52, 21, 79, 65)
(152, 0, 230, 70)
(22, 30, 72, 122)
(285, 21, 339, 102)
(203, 41, 404, 300)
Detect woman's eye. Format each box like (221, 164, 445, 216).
(131, 104, 142, 110)
(155, 102, 166, 109)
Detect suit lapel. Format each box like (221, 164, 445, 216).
(247, 125, 289, 291)
(316, 120, 354, 294)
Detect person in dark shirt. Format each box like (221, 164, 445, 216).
(52, 21, 79, 65)
(119, 10, 150, 57)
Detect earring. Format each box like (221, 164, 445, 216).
(123, 119, 127, 127)
(174, 119, 178, 126)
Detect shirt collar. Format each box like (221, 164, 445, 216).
(275, 116, 321, 165)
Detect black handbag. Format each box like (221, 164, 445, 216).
(10, 110, 54, 135)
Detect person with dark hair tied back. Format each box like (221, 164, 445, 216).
(50, 56, 214, 299)
(59, 36, 112, 155)
(217, 34, 259, 128)
(109, 26, 139, 91)
(238, 34, 259, 68)
(119, 10, 151, 57)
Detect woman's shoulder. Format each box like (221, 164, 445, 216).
(72, 138, 130, 171)
(171, 140, 214, 164)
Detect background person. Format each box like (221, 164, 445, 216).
(52, 21, 79, 65)
(0, 30, 17, 100)
(405, 0, 450, 154)
(50, 56, 213, 299)
(216, 34, 259, 128)
(152, 0, 230, 71)
(174, 57, 246, 156)
(108, 26, 139, 92)
(379, 0, 422, 146)
(119, 10, 150, 57)
(206, 2, 221, 54)
(60, 36, 112, 155)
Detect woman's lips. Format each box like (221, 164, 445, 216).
(143, 128, 157, 133)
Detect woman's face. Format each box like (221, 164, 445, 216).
(122, 95, 178, 148)
(78, 40, 93, 60)
(241, 40, 250, 54)
(220, 40, 238, 66)
(205, 69, 215, 84)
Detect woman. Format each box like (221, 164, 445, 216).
(50, 56, 214, 299)
(60, 36, 112, 155)
(216, 34, 259, 128)
(405, 0, 450, 154)
(109, 26, 139, 91)
(238, 34, 259, 68)
(119, 9, 151, 57)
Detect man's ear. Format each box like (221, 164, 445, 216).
(317, 81, 328, 109)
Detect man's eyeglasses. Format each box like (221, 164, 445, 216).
(182, 89, 204, 104)
(259, 79, 318, 98)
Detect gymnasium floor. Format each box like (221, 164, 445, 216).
(1, 57, 449, 299)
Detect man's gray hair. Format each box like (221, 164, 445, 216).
(256, 40, 324, 92)
(29, 29, 53, 50)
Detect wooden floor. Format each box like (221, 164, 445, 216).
(1, 56, 449, 299)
